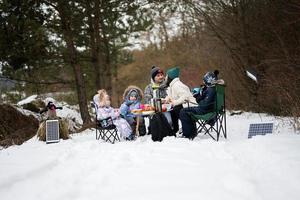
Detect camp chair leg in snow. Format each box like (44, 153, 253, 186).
(189, 84, 227, 141)
(95, 117, 120, 143)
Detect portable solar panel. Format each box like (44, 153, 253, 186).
(46, 120, 60, 143)
(248, 123, 273, 138)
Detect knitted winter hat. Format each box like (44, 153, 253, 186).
(166, 66, 180, 79)
(213, 70, 219, 79)
(151, 65, 164, 81)
(129, 90, 138, 98)
(203, 70, 219, 86)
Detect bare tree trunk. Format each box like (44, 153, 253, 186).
(158, 12, 169, 48)
(86, 0, 113, 92)
(86, 0, 104, 90)
(100, 58, 112, 94)
(103, 64, 112, 93)
(57, 2, 91, 125)
(0, 88, 2, 104)
(99, 16, 113, 94)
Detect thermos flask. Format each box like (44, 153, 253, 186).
(156, 98, 162, 112)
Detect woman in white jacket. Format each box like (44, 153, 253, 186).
(164, 67, 197, 134)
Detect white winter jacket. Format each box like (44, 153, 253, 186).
(166, 78, 197, 107)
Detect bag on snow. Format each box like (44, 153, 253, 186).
(150, 112, 174, 142)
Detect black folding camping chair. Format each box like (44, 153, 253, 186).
(91, 101, 120, 144)
(189, 84, 227, 141)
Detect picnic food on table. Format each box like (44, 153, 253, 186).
(142, 104, 155, 111)
(131, 109, 143, 114)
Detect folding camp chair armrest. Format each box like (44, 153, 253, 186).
(99, 116, 113, 122)
(185, 100, 198, 108)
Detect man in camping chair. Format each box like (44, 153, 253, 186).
(179, 70, 224, 139)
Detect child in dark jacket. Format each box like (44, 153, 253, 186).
(179, 70, 222, 139)
(120, 85, 147, 136)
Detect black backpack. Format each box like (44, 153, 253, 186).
(149, 113, 174, 142)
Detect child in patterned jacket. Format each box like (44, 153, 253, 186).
(94, 89, 134, 140)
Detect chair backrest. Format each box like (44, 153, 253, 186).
(215, 84, 225, 112)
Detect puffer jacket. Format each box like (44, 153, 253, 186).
(167, 78, 197, 107)
(144, 80, 168, 104)
(194, 85, 216, 112)
(97, 106, 119, 120)
(119, 85, 143, 118)
(93, 94, 118, 120)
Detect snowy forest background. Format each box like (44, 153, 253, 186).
(1, 0, 300, 127)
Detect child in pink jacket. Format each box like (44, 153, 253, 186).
(94, 89, 134, 140)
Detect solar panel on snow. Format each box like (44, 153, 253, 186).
(46, 120, 60, 143)
(248, 123, 273, 138)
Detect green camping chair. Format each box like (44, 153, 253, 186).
(189, 84, 227, 141)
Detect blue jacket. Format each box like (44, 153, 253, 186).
(194, 86, 216, 112)
(119, 85, 143, 118)
(120, 100, 141, 118)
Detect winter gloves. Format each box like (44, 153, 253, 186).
(192, 87, 202, 96)
(125, 100, 134, 106)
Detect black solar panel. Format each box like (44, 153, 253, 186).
(248, 123, 273, 138)
(46, 120, 60, 143)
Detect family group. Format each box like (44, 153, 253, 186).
(93, 66, 223, 141)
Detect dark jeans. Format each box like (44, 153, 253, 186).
(179, 106, 207, 138)
(170, 105, 183, 134)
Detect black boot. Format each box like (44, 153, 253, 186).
(139, 124, 147, 136)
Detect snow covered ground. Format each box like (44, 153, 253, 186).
(1, 110, 300, 200)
